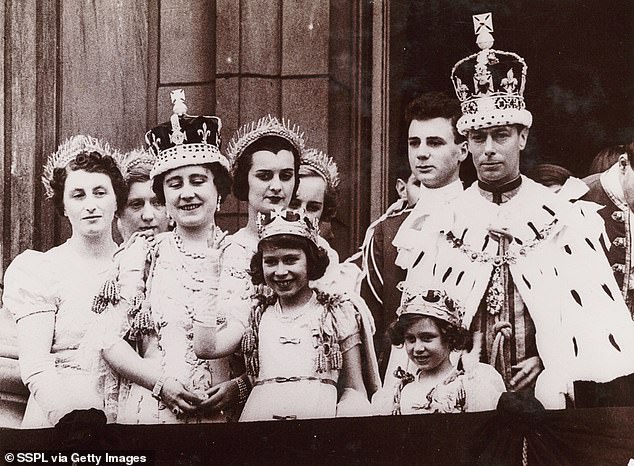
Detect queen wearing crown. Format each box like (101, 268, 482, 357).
(101, 90, 243, 423)
(2, 135, 126, 427)
(194, 207, 380, 421)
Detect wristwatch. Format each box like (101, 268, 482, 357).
(152, 374, 166, 401)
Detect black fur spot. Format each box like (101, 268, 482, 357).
(599, 235, 609, 255)
(442, 267, 452, 283)
(412, 250, 425, 268)
(570, 289, 582, 306)
(585, 238, 596, 251)
(572, 337, 578, 357)
(542, 204, 556, 216)
(609, 334, 621, 352)
(527, 222, 543, 239)
(482, 235, 489, 251)
(522, 275, 531, 289)
(554, 267, 559, 276)
(564, 245, 572, 255)
(608, 333, 621, 353)
(514, 237, 523, 245)
(602, 284, 614, 300)
(456, 271, 464, 285)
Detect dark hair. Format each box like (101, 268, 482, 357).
(388, 314, 473, 352)
(50, 151, 127, 216)
(587, 144, 625, 175)
(249, 234, 330, 285)
(296, 166, 338, 223)
(232, 135, 301, 202)
(404, 92, 464, 144)
(152, 162, 232, 204)
(529, 163, 573, 188)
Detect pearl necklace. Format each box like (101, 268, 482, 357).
(173, 228, 207, 260)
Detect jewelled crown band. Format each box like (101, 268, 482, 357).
(396, 284, 464, 328)
(42, 135, 114, 199)
(226, 115, 305, 176)
(300, 148, 340, 192)
(256, 207, 320, 246)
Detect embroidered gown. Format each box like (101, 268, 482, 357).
(110, 232, 242, 424)
(240, 292, 364, 421)
(372, 362, 505, 415)
(2, 243, 109, 427)
(219, 228, 381, 400)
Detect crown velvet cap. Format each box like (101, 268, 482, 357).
(396, 285, 464, 328)
(451, 13, 532, 135)
(145, 89, 229, 179)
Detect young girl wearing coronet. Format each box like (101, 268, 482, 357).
(194, 207, 379, 421)
(372, 285, 505, 415)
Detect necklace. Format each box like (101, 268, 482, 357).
(173, 228, 207, 260)
(275, 296, 314, 323)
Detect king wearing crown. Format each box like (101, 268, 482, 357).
(399, 13, 634, 408)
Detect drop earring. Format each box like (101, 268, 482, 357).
(216, 195, 221, 212)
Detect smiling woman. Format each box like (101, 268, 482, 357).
(218, 116, 304, 327)
(100, 90, 244, 424)
(1, 135, 124, 427)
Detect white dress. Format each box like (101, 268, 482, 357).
(240, 292, 362, 421)
(372, 362, 505, 415)
(111, 232, 242, 424)
(2, 243, 109, 427)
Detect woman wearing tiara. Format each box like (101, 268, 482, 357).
(101, 90, 241, 423)
(289, 147, 364, 294)
(215, 123, 380, 401)
(215, 116, 305, 337)
(115, 148, 170, 243)
(2, 135, 126, 427)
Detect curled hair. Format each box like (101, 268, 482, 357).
(404, 92, 464, 144)
(249, 234, 330, 285)
(50, 151, 127, 216)
(232, 135, 301, 202)
(296, 165, 338, 223)
(388, 314, 473, 352)
(152, 162, 232, 204)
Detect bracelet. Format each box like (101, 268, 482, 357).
(236, 376, 249, 404)
(152, 374, 166, 401)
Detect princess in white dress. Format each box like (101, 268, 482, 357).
(372, 285, 505, 415)
(194, 208, 380, 421)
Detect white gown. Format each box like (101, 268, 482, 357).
(2, 243, 109, 427)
